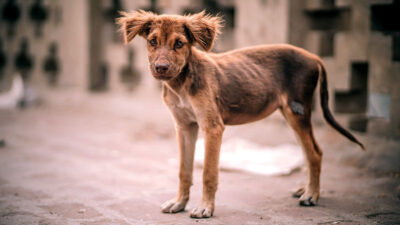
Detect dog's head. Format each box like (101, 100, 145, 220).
(117, 10, 222, 80)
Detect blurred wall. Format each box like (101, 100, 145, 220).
(289, 0, 400, 137)
(235, 0, 289, 47)
(0, 0, 399, 137)
(0, 0, 88, 92)
(60, 0, 88, 89)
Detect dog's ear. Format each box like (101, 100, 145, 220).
(185, 11, 223, 51)
(117, 10, 156, 44)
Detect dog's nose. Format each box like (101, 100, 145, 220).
(155, 63, 169, 74)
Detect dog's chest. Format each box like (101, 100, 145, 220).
(162, 85, 197, 123)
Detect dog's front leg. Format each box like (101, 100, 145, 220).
(161, 123, 199, 213)
(190, 122, 224, 218)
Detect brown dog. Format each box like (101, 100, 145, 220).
(117, 10, 364, 218)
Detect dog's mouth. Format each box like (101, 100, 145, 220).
(151, 66, 180, 81)
(152, 72, 172, 80)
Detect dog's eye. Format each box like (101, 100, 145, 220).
(149, 38, 157, 47)
(174, 40, 184, 49)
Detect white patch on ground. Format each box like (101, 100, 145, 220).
(195, 138, 303, 176)
(0, 74, 23, 109)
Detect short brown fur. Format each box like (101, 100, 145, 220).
(117, 10, 364, 218)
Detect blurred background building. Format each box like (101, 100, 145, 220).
(0, 0, 399, 138)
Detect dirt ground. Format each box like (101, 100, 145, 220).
(0, 89, 399, 225)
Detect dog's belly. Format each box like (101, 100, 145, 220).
(221, 102, 279, 125)
(215, 66, 280, 125)
(216, 86, 280, 125)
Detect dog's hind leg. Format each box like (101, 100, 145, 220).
(280, 100, 323, 206)
(161, 123, 199, 213)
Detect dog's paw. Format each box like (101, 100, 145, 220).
(292, 187, 305, 198)
(190, 204, 214, 218)
(298, 190, 319, 207)
(161, 199, 187, 213)
(299, 197, 316, 206)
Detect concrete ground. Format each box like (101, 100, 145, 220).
(0, 89, 399, 225)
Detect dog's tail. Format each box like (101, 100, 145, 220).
(317, 60, 365, 150)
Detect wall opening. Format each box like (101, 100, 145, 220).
(393, 34, 400, 61)
(370, 0, 400, 32)
(334, 62, 369, 132)
(318, 32, 334, 57)
(334, 62, 368, 114)
(304, 7, 351, 31)
(370, 0, 400, 61)
(304, 6, 351, 57)
(183, 0, 235, 28)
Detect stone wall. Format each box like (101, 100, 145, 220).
(288, 0, 400, 138)
(1, 0, 398, 137)
(0, 0, 88, 93)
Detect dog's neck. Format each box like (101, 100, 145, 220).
(165, 63, 189, 91)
